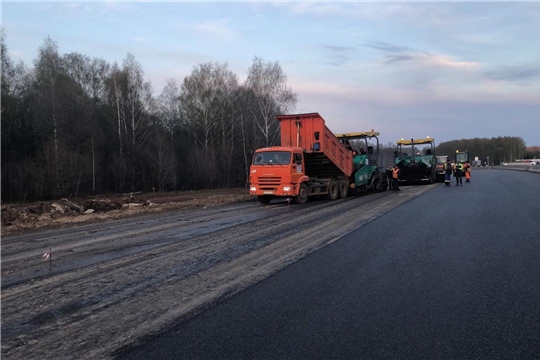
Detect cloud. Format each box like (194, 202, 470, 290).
(364, 40, 481, 70)
(39, 2, 124, 19)
(451, 33, 497, 46)
(289, 78, 427, 106)
(278, 2, 457, 27)
(319, 45, 356, 66)
(486, 64, 540, 83)
(183, 20, 238, 41)
(289, 78, 540, 146)
(321, 45, 356, 53)
(365, 41, 413, 54)
(285, 2, 351, 17)
(383, 51, 481, 70)
(384, 54, 414, 64)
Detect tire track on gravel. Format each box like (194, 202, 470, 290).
(1, 185, 437, 360)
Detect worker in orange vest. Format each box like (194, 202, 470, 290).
(463, 161, 471, 182)
(392, 165, 400, 191)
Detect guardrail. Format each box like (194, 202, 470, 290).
(467, 165, 540, 173)
(497, 164, 540, 173)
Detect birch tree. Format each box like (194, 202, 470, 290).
(33, 37, 64, 195)
(244, 57, 298, 147)
(63, 53, 110, 192)
(156, 78, 181, 136)
(179, 63, 215, 188)
(155, 78, 182, 189)
(1, 29, 34, 200)
(123, 53, 154, 153)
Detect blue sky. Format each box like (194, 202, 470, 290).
(3, 1, 540, 147)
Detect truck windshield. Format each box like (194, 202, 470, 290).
(456, 153, 469, 163)
(253, 151, 291, 165)
(436, 156, 447, 164)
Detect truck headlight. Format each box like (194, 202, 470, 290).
(283, 186, 291, 191)
(250, 186, 256, 191)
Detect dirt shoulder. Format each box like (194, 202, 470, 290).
(1, 188, 254, 237)
(1, 185, 437, 360)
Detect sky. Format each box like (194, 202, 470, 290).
(2, 1, 540, 147)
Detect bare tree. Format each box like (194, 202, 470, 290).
(244, 57, 298, 147)
(1, 29, 34, 201)
(155, 78, 182, 189)
(33, 37, 64, 194)
(149, 132, 176, 192)
(107, 63, 126, 157)
(156, 78, 181, 136)
(1, 32, 307, 200)
(123, 53, 154, 153)
(179, 62, 239, 188)
(63, 53, 111, 193)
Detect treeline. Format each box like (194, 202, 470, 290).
(435, 137, 539, 165)
(1, 32, 297, 202)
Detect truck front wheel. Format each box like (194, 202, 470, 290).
(257, 195, 272, 205)
(294, 183, 308, 204)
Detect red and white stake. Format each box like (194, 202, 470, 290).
(42, 248, 52, 270)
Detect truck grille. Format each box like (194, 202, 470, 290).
(257, 176, 281, 191)
(258, 176, 281, 185)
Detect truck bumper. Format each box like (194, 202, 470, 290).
(249, 183, 298, 197)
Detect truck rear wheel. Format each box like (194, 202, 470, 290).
(326, 180, 338, 201)
(257, 195, 272, 205)
(294, 183, 308, 204)
(338, 181, 348, 198)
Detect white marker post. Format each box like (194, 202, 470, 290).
(42, 248, 52, 271)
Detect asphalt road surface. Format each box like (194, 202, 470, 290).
(119, 170, 540, 360)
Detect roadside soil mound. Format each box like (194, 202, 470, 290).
(1, 188, 254, 236)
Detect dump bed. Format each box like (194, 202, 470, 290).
(277, 113, 353, 178)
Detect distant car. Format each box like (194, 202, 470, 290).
(502, 162, 508, 166)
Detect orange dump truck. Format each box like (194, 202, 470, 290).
(249, 113, 354, 204)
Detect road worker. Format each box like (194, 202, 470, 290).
(463, 160, 471, 182)
(392, 165, 400, 191)
(386, 163, 394, 190)
(455, 161, 464, 186)
(444, 159, 453, 186)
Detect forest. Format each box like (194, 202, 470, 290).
(1, 32, 298, 202)
(2, 31, 538, 203)
(435, 138, 539, 166)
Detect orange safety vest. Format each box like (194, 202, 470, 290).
(392, 167, 399, 179)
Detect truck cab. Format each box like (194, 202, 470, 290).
(249, 147, 307, 204)
(435, 155, 449, 182)
(455, 150, 470, 164)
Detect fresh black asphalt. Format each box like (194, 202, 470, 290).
(118, 170, 540, 360)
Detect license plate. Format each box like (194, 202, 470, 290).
(263, 191, 273, 195)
